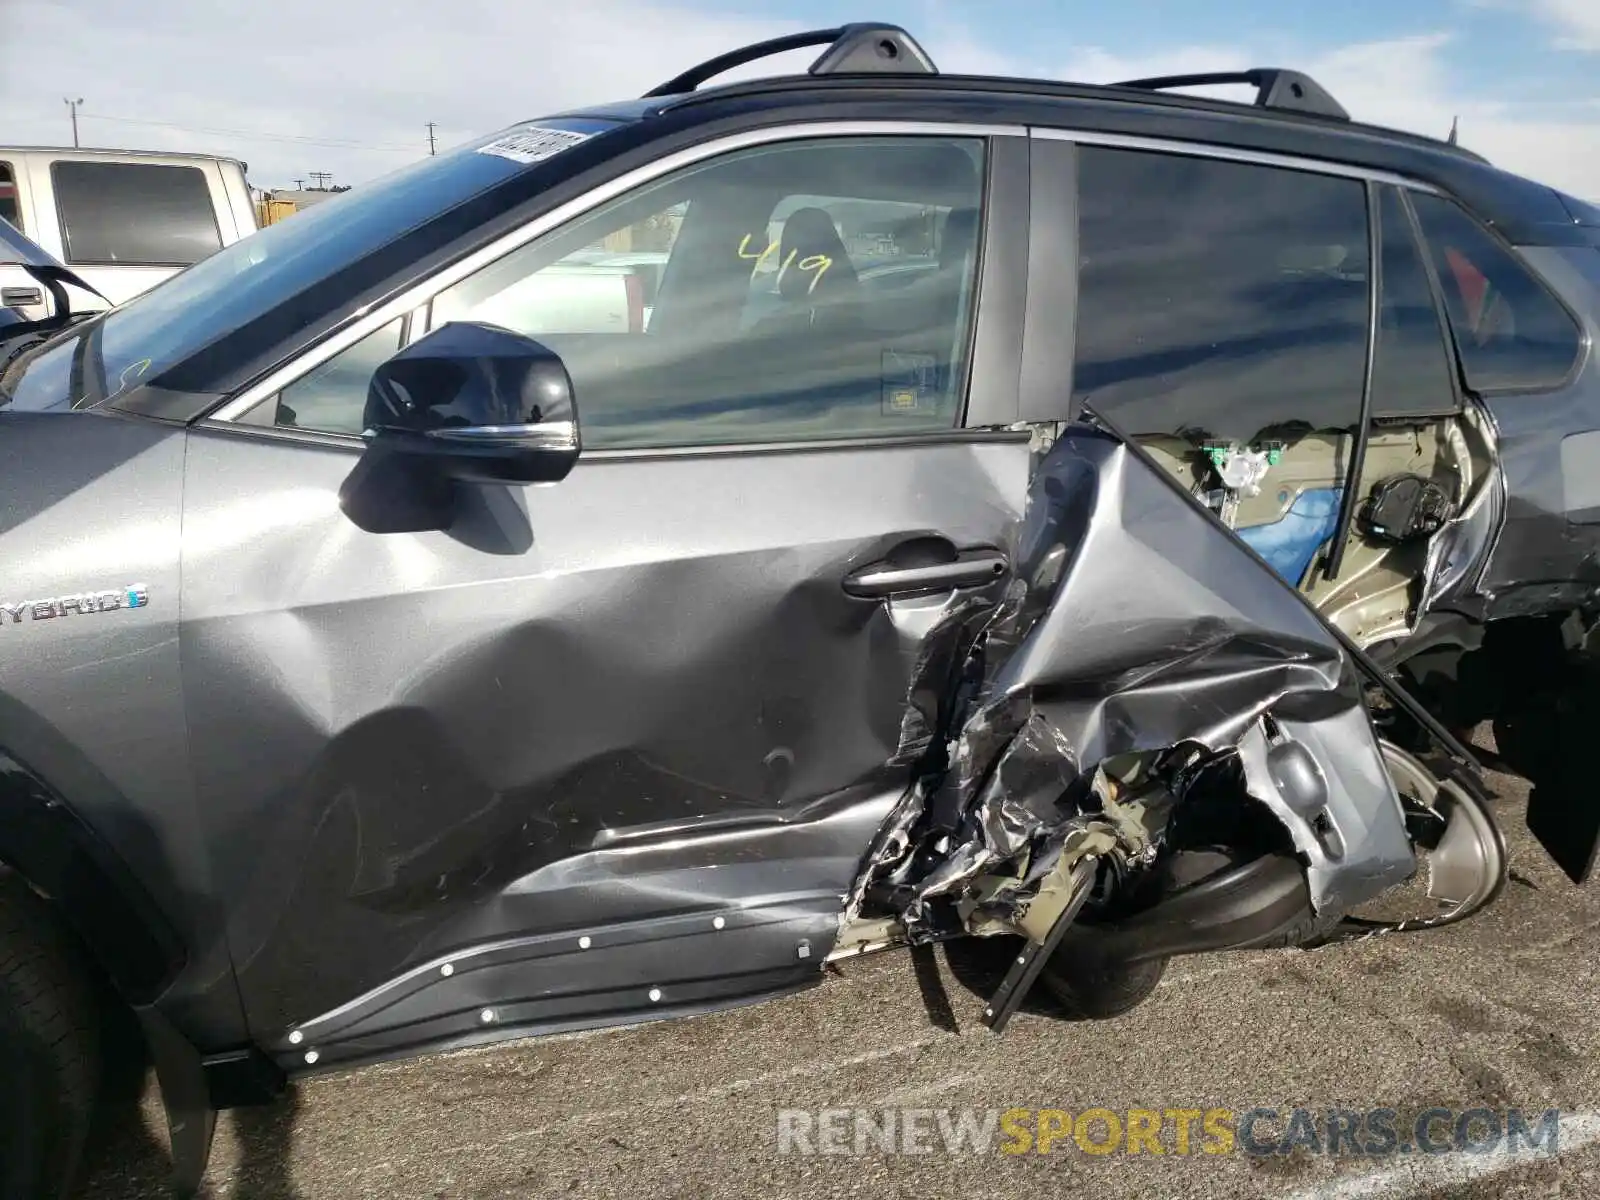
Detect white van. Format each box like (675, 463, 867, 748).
(0, 146, 257, 318)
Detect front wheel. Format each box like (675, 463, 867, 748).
(0, 873, 101, 1200)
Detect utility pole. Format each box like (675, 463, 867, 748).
(293, 178, 306, 191)
(427, 122, 437, 156)
(309, 171, 332, 190)
(1447, 115, 1459, 145)
(64, 97, 84, 148)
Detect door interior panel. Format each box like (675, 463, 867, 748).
(1138, 414, 1494, 647)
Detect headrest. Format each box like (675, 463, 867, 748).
(777, 206, 857, 300)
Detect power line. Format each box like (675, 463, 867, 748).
(76, 111, 417, 152)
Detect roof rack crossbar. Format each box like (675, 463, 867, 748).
(1112, 69, 1351, 121)
(643, 22, 937, 98)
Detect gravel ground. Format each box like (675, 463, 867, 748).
(78, 750, 1600, 1199)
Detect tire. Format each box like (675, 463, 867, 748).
(0, 872, 101, 1200)
(1252, 901, 1347, 950)
(1037, 930, 1168, 1020)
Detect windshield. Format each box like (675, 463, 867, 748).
(0, 119, 609, 412)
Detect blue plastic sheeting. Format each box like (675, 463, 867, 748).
(1236, 488, 1344, 585)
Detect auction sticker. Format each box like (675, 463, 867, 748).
(476, 126, 592, 165)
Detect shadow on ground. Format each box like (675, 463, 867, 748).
(928, 935, 1075, 1023)
(78, 1068, 304, 1200)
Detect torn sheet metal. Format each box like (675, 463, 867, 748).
(1418, 462, 1506, 619)
(853, 425, 1416, 940)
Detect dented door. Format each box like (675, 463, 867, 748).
(178, 125, 1035, 1069)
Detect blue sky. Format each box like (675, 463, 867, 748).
(2, 0, 1597, 196)
(744, 0, 1598, 99)
(737, 0, 1583, 88)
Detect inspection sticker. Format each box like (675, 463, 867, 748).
(881, 349, 940, 416)
(476, 126, 592, 165)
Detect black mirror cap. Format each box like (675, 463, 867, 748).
(362, 320, 581, 485)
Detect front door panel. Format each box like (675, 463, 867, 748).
(179, 427, 1028, 1062)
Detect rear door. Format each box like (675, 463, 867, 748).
(1024, 134, 1374, 568)
(182, 122, 1033, 1068)
(1022, 133, 1493, 653)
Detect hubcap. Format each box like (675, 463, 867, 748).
(1342, 741, 1507, 931)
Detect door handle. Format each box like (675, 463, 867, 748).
(843, 548, 1009, 598)
(1, 287, 43, 308)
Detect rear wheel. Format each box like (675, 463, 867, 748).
(0, 873, 101, 1200)
(1339, 743, 1507, 933)
(1037, 740, 1505, 1014)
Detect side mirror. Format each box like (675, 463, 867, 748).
(361, 321, 580, 485)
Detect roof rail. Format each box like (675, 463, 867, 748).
(643, 22, 938, 98)
(1111, 69, 1350, 121)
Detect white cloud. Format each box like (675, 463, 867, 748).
(1313, 39, 1599, 199)
(1520, 0, 1600, 51)
(0, 0, 807, 186)
(971, 31, 1600, 200)
(0, 0, 1596, 200)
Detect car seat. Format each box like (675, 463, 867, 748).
(773, 206, 860, 304)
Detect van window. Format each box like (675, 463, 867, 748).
(435, 204, 687, 336)
(1409, 192, 1584, 392)
(1073, 147, 1371, 446)
(51, 161, 222, 267)
(0, 162, 20, 230)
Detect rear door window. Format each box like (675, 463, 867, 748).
(1409, 192, 1584, 392)
(0, 162, 21, 231)
(1074, 147, 1371, 445)
(51, 160, 222, 267)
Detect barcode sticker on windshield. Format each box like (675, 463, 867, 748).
(476, 127, 592, 165)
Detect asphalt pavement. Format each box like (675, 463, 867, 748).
(79, 746, 1600, 1199)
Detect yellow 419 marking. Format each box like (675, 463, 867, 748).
(737, 234, 832, 295)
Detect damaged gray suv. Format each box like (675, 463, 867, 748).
(2, 22, 1598, 1198)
